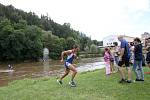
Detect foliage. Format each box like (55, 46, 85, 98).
(0, 3, 102, 61)
(90, 44, 98, 53)
(0, 18, 43, 61)
(84, 46, 90, 53)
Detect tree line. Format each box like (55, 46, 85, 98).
(0, 3, 102, 61)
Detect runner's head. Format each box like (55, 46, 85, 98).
(73, 44, 79, 52)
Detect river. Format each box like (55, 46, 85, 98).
(0, 57, 105, 86)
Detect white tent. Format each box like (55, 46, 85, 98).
(103, 35, 120, 47)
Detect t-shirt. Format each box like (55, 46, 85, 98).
(134, 44, 142, 61)
(43, 48, 49, 55)
(104, 51, 110, 62)
(114, 46, 120, 57)
(120, 39, 130, 59)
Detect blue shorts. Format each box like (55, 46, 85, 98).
(64, 62, 72, 69)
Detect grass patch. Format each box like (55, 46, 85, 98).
(0, 68, 150, 100)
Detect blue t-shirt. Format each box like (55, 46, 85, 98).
(120, 39, 130, 59)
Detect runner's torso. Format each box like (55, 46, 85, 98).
(65, 50, 75, 64)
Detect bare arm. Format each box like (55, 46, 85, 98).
(60, 50, 72, 62)
(119, 48, 125, 60)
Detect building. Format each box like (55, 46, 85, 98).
(103, 35, 135, 47)
(103, 35, 119, 47)
(141, 32, 150, 39)
(141, 32, 150, 46)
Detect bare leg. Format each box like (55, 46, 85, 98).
(60, 68, 70, 80)
(110, 62, 113, 73)
(112, 62, 115, 73)
(127, 67, 132, 81)
(119, 67, 125, 79)
(68, 64, 77, 81)
(148, 63, 150, 68)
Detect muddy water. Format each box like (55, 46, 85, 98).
(0, 57, 105, 86)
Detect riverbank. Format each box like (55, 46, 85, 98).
(0, 67, 150, 100)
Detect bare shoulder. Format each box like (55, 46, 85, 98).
(63, 50, 72, 55)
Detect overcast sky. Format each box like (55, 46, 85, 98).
(1, 0, 150, 41)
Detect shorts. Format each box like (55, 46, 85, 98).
(64, 62, 72, 69)
(118, 58, 130, 67)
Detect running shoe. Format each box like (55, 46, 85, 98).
(57, 80, 63, 85)
(119, 79, 127, 83)
(69, 81, 76, 87)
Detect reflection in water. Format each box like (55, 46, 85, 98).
(43, 61, 50, 76)
(0, 57, 105, 86)
(8, 71, 14, 83)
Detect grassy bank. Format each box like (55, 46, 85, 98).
(0, 68, 150, 100)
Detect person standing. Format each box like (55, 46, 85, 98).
(118, 36, 132, 83)
(145, 37, 150, 74)
(109, 47, 115, 73)
(133, 38, 144, 81)
(129, 42, 135, 65)
(57, 45, 79, 87)
(43, 47, 49, 62)
(104, 47, 111, 76)
(113, 42, 120, 72)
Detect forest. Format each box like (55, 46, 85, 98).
(0, 3, 102, 61)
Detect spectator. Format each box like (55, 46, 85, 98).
(118, 35, 132, 83)
(104, 47, 111, 76)
(133, 38, 144, 81)
(113, 42, 120, 72)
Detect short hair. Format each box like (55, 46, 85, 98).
(134, 37, 141, 43)
(105, 47, 109, 51)
(113, 42, 118, 46)
(118, 35, 123, 39)
(73, 44, 78, 49)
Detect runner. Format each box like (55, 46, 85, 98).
(57, 45, 79, 87)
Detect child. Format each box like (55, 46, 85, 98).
(104, 48, 111, 76)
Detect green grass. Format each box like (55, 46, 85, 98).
(0, 67, 150, 100)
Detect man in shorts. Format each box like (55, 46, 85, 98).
(118, 36, 132, 83)
(57, 45, 79, 87)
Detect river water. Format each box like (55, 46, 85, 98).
(0, 57, 105, 86)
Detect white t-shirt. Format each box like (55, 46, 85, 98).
(114, 46, 120, 57)
(43, 48, 49, 55)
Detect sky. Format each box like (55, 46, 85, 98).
(0, 0, 150, 41)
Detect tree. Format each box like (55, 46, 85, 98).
(66, 37, 76, 49)
(14, 19, 27, 29)
(23, 25, 43, 60)
(90, 44, 98, 53)
(0, 3, 96, 61)
(84, 46, 90, 53)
